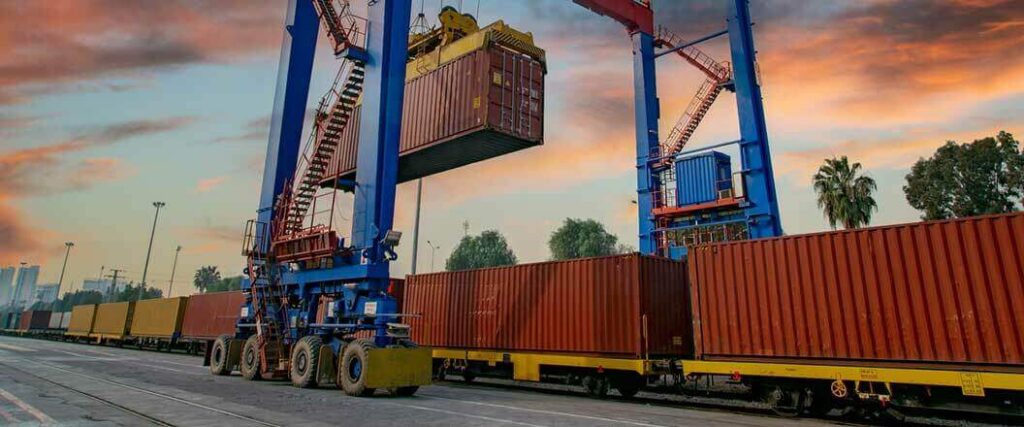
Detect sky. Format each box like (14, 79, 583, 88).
(1, 0, 1022, 297)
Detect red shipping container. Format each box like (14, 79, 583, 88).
(689, 212, 1024, 367)
(18, 310, 51, 331)
(180, 291, 245, 340)
(405, 254, 691, 358)
(321, 44, 544, 186)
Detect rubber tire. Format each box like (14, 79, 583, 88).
(209, 335, 233, 376)
(338, 339, 376, 397)
(290, 336, 322, 388)
(240, 335, 263, 381)
(390, 386, 419, 397)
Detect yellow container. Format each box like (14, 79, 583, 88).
(90, 301, 135, 339)
(129, 297, 188, 339)
(66, 304, 97, 336)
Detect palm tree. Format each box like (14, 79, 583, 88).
(812, 156, 878, 229)
(193, 266, 221, 294)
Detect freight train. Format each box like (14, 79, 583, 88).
(4, 212, 1022, 421)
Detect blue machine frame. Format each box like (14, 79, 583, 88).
(629, 0, 782, 258)
(250, 0, 413, 350)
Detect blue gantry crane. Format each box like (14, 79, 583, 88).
(574, 0, 782, 258)
(215, 0, 781, 397)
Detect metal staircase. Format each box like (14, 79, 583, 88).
(311, 0, 367, 56)
(242, 221, 289, 377)
(652, 27, 732, 165)
(281, 60, 365, 236)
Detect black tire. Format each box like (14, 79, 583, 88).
(290, 336, 322, 388)
(390, 386, 419, 397)
(240, 335, 262, 381)
(338, 339, 376, 397)
(583, 375, 610, 399)
(209, 335, 233, 376)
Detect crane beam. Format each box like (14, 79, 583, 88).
(571, 0, 654, 35)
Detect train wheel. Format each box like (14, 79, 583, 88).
(240, 335, 263, 381)
(760, 384, 806, 417)
(290, 336, 322, 388)
(582, 375, 610, 399)
(611, 373, 644, 399)
(209, 335, 233, 375)
(338, 339, 376, 397)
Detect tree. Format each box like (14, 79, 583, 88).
(904, 131, 1023, 220)
(113, 282, 163, 302)
(193, 266, 221, 293)
(548, 218, 624, 260)
(207, 276, 244, 293)
(812, 156, 878, 229)
(445, 230, 517, 271)
(32, 290, 104, 312)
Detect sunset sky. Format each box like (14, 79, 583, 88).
(2, 0, 1022, 297)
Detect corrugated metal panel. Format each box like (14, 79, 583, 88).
(322, 44, 544, 186)
(67, 304, 97, 335)
(690, 212, 1024, 366)
(130, 297, 189, 339)
(19, 310, 50, 331)
(676, 152, 731, 206)
(180, 291, 245, 340)
(48, 311, 63, 329)
(406, 254, 691, 358)
(60, 311, 72, 329)
(91, 302, 134, 337)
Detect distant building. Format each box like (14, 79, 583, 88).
(34, 283, 58, 305)
(83, 278, 114, 294)
(0, 267, 15, 306)
(12, 265, 40, 307)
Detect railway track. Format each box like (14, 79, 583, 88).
(0, 357, 282, 427)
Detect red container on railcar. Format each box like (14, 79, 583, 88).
(18, 310, 51, 331)
(405, 254, 692, 358)
(689, 212, 1024, 367)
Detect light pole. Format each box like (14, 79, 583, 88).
(410, 179, 423, 274)
(55, 242, 74, 299)
(139, 201, 165, 301)
(426, 240, 439, 273)
(168, 245, 182, 297)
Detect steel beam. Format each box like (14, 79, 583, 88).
(728, 0, 782, 239)
(631, 32, 659, 255)
(257, 0, 319, 249)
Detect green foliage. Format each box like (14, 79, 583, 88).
(812, 156, 878, 229)
(207, 276, 244, 293)
(32, 290, 104, 312)
(904, 131, 1023, 220)
(445, 230, 518, 271)
(548, 218, 624, 260)
(193, 265, 221, 293)
(113, 283, 163, 302)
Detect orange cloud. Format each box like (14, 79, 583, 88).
(195, 176, 228, 194)
(0, 1, 284, 104)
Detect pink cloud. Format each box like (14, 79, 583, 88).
(195, 176, 228, 194)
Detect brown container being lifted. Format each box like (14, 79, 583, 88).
(321, 22, 545, 186)
(689, 212, 1024, 367)
(180, 291, 245, 341)
(405, 254, 691, 358)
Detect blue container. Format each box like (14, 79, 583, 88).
(675, 151, 732, 206)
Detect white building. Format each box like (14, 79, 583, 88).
(83, 278, 114, 294)
(0, 267, 15, 306)
(12, 265, 39, 307)
(34, 283, 58, 304)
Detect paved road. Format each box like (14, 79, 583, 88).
(0, 335, 839, 427)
